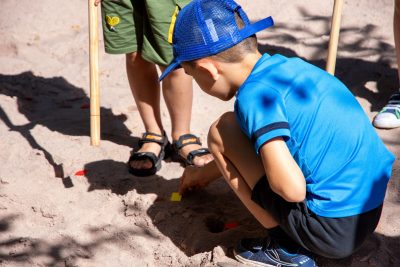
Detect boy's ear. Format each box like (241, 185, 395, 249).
(196, 58, 220, 81)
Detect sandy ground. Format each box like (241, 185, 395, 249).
(0, 0, 400, 266)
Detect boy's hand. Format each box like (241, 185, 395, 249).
(179, 160, 221, 195)
(94, 0, 101, 6)
(179, 166, 210, 195)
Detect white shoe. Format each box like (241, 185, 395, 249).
(373, 93, 400, 129)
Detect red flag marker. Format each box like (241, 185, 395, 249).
(224, 222, 238, 230)
(75, 170, 87, 176)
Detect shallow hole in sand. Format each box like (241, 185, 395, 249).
(204, 216, 225, 233)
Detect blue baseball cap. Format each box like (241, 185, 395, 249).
(159, 0, 274, 81)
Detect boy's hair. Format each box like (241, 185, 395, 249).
(211, 12, 258, 63)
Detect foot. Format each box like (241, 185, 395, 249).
(234, 237, 316, 267)
(128, 132, 170, 177)
(129, 142, 162, 170)
(373, 92, 400, 129)
(172, 134, 213, 167)
(177, 143, 213, 167)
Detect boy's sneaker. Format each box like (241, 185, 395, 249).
(373, 92, 400, 129)
(233, 236, 316, 267)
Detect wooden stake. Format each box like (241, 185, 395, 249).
(89, 0, 100, 146)
(326, 0, 344, 75)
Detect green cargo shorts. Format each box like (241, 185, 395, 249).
(101, 0, 190, 66)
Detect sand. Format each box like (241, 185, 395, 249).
(0, 0, 399, 266)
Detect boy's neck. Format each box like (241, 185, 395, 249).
(223, 51, 262, 91)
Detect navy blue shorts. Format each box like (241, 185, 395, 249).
(251, 175, 383, 259)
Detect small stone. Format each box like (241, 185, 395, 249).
(212, 246, 227, 262)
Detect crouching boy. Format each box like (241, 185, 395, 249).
(160, 0, 395, 266)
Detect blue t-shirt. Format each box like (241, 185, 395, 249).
(234, 53, 394, 218)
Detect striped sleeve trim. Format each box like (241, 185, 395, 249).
(251, 122, 290, 143)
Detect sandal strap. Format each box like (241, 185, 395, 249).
(173, 134, 202, 150)
(186, 148, 211, 166)
(138, 132, 167, 147)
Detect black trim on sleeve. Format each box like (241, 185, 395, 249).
(251, 122, 290, 143)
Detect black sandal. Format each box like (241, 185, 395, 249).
(128, 132, 170, 177)
(171, 134, 211, 166)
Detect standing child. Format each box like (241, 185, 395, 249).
(94, 0, 213, 177)
(161, 0, 395, 266)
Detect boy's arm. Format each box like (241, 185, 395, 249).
(94, 0, 101, 6)
(179, 160, 221, 195)
(259, 137, 306, 202)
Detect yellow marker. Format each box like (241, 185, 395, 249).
(170, 192, 182, 202)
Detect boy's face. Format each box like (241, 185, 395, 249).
(181, 60, 235, 101)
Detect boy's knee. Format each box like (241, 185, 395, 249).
(207, 112, 236, 153)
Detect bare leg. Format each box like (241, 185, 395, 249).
(207, 112, 278, 229)
(160, 67, 213, 167)
(395, 0, 400, 83)
(126, 52, 163, 170)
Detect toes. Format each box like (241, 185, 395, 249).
(130, 159, 152, 169)
(178, 143, 214, 167)
(193, 158, 205, 167)
(192, 153, 213, 167)
(130, 143, 162, 169)
(204, 154, 214, 163)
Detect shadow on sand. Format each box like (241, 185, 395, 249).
(0, 213, 158, 266)
(0, 71, 138, 185)
(82, 159, 265, 256)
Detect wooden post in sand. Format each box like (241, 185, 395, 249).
(326, 0, 344, 75)
(89, 0, 100, 146)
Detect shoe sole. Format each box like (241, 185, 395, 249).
(233, 250, 275, 267)
(373, 120, 400, 129)
(127, 160, 161, 177)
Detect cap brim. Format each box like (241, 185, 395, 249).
(159, 59, 181, 81)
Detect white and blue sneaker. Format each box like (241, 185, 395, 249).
(373, 92, 400, 129)
(233, 237, 316, 267)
